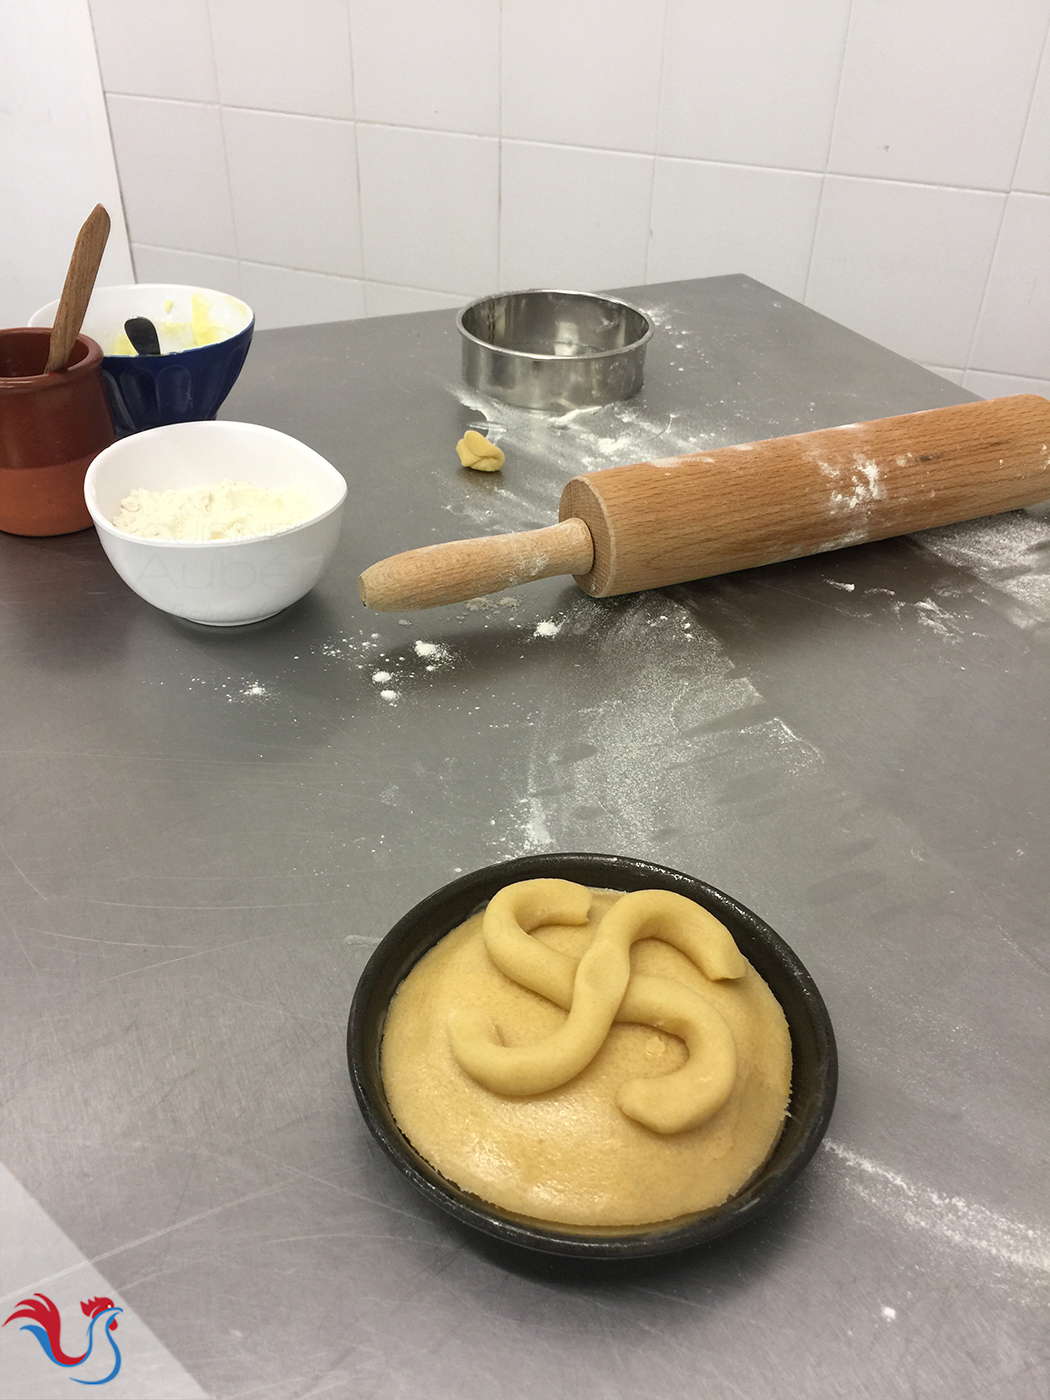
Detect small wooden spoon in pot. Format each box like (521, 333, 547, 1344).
(44, 204, 111, 374)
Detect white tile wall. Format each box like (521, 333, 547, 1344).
(3, 0, 134, 327)
(962, 369, 1050, 398)
(658, 0, 851, 171)
(89, 0, 218, 103)
(357, 126, 498, 294)
(830, 0, 1048, 190)
(501, 0, 664, 154)
(105, 95, 236, 256)
(1015, 32, 1050, 195)
(649, 160, 822, 301)
(210, 0, 353, 118)
(806, 177, 1005, 367)
(238, 262, 365, 328)
(363, 285, 468, 318)
(969, 193, 1050, 379)
(88, 0, 1050, 381)
(223, 109, 361, 275)
(131, 245, 241, 295)
(923, 366, 966, 387)
(348, 0, 500, 136)
(500, 142, 652, 291)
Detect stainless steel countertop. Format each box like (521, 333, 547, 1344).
(1, 276, 1047, 1399)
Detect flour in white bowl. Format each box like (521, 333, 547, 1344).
(111, 479, 314, 541)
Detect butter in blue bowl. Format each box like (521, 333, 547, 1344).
(30, 284, 253, 437)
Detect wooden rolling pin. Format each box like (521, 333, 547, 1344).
(359, 395, 1050, 611)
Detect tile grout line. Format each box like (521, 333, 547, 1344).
(496, 0, 503, 290)
(802, 0, 855, 306)
(203, 0, 242, 286)
(960, 194, 1018, 386)
(1008, 9, 1050, 196)
(84, 4, 136, 281)
(95, 91, 1048, 201)
(345, 0, 368, 298)
(960, 370, 1050, 389)
(1012, 14, 1050, 197)
(959, 6, 1050, 380)
(131, 243, 470, 296)
(642, 0, 672, 286)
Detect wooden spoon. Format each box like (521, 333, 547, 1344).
(44, 204, 111, 374)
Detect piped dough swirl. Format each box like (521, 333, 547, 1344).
(447, 879, 744, 1133)
(381, 883, 792, 1227)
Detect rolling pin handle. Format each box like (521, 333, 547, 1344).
(359, 517, 594, 612)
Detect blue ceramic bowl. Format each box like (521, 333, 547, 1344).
(31, 284, 254, 437)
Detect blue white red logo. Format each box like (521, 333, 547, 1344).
(3, 1293, 123, 1385)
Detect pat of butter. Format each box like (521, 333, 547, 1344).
(189, 292, 224, 346)
(107, 292, 229, 356)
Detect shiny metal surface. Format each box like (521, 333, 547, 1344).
(1, 275, 1047, 1400)
(458, 289, 653, 409)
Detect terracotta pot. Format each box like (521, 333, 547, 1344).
(0, 327, 115, 535)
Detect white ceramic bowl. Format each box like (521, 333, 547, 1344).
(84, 421, 347, 625)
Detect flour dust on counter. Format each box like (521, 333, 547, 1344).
(304, 603, 584, 711)
(413, 639, 454, 670)
(447, 380, 724, 503)
(137, 619, 475, 734)
(442, 342, 849, 571)
(463, 595, 519, 613)
(185, 674, 277, 705)
(364, 638, 458, 700)
(907, 597, 967, 643)
(915, 506, 1050, 629)
(484, 588, 824, 864)
(801, 568, 993, 648)
(821, 1140, 1050, 1293)
(222, 679, 274, 704)
(299, 626, 465, 704)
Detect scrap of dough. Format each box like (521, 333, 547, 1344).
(456, 429, 505, 471)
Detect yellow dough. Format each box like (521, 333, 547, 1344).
(456, 429, 505, 471)
(381, 880, 792, 1228)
